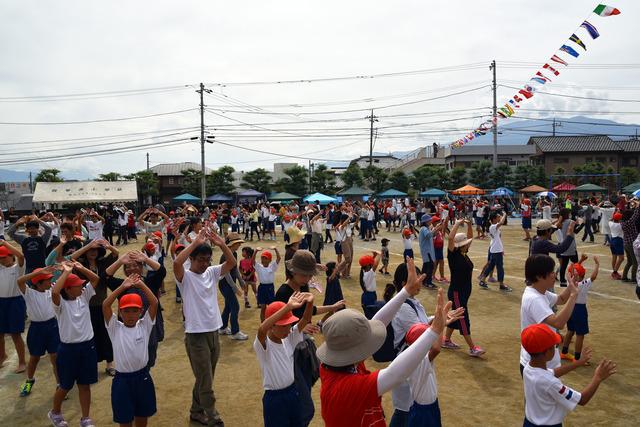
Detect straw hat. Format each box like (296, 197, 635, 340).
(453, 233, 473, 248)
(225, 232, 245, 246)
(285, 250, 318, 276)
(286, 226, 306, 244)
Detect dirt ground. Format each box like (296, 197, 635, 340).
(1, 222, 639, 426)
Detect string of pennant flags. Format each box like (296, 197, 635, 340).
(450, 3, 621, 149)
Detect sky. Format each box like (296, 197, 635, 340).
(1, 0, 639, 179)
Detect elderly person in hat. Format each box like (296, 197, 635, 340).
(218, 232, 248, 341)
(317, 257, 452, 427)
(530, 219, 576, 256)
(418, 214, 446, 290)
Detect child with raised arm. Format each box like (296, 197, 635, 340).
(253, 246, 281, 321)
(239, 246, 258, 309)
(521, 323, 616, 427)
(0, 240, 27, 374)
(254, 292, 314, 427)
(359, 251, 381, 308)
(561, 256, 599, 363)
(48, 260, 100, 427)
(16, 266, 61, 397)
(103, 274, 159, 427)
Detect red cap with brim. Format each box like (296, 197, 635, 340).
(152, 231, 163, 238)
(359, 254, 375, 267)
(521, 323, 561, 354)
(31, 268, 53, 284)
(119, 293, 143, 309)
(612, 212, 623, 221)
(405, 323, 430, 345)
(0, 247, 10, 257)
(175, 244, 186, 252)
(261, 251, 272, 261)
(568, 263, 586, 277)
(265, 301, 299, 326)
(63, 274, 86, 288)
(144, 242, 156, 253)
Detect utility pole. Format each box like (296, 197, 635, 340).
(146, 153, 149, 171)
(29, 172, 33, 193)
(196, 82, 212, 206)
(308, 160, 312, 193)
(366, 109, 378, 166)
(552, 118, 562, 136)
(490, 60, 498, 167)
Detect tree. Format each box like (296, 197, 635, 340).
(468, 161, 493, 189)
(410, 165, 448, 192)
(97, 172, 122, 181)
(181, 169, 203, 197)
(573, 162, 605, 185)
(124, 170, 159, 204)
(362, 165, 388, 193)
(449, 167, 467, 189)
(310, 164, 337, 194)
(35, 169, 63, 182)
(208, 166, 235, 195)
(276, 165, 309, 196)
(388, 171, 409, 193)
(241, 168, 272, 194)
(491, 164, 512, 189)
(620, 167, 640, 187)
(341, 163, 364, 188)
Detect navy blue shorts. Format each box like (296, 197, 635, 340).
(57, 340, 98, 390)
(262, 383, 303, 427)
(111, 368, 157, 423)
(268, 221, 275, 231)
(409, 399, 441, 427)
(434, 246, 444, 261)
(567, 303, 589, 335)
(522, 217, 532, 229)
(27, 318, 60, 356)
(476, 217, 485, 227)
(0, 296, 26, 334)
(361, 291, 377, 307)
(403, 248, 414, 260)
(610, 237, 624, 255)
(284, 233, 290, 243)
(523, 417, 561, 427)
(257, 283, 275, 306)
(334, 241, 343, 255)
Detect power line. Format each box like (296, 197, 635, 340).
(214, 139, 351, 162)
(500, 85, 640, 103)
(0, 87, 191, 103)
(508, 116, 640, 127)
(0, 108, 198, 126)
(0, 85, 191, 101)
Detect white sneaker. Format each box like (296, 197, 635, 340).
(231, 331, 248, 341)
(219, 327, 232, 335)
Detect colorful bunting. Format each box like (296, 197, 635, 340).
(593, 4, 620, 16)
(559, 44, 580, 58)
(524, 84, 537, 93)
(513, 94, 523, 103)
(536, 71, 552, 82)
(550, 54, 569, 66)
(569, 33, 587, 50)
(508, 99, 520, 109)
(581, 20, 600, 39)
(542, 63, 560, 76)
(518, 89, 534, 99)
(530, 77, 547, 85)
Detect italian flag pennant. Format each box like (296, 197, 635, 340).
(593, 4, 621, 16)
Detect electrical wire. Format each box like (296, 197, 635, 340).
(0, 108, 198, 125)
(0, 85, 191, 101)
(214, 140, 352, 162)
(499, 85, 640, 103)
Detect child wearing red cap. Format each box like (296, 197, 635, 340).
(16, 266, 61, 397)
(401, 227, 416, 260)
(253, 247, 282, 321)
(403, 323, 443, 427)
(561, 256, 599, 363)
(239, 246, 258, 309)
(0, 241, 27, 375)
(103, 274, 159, 426)
(608, 212, 624, 279)
(49, 261, 100, 427)
(359, 251, 381, 308)
(521, 323, 616, 427)
(254, 292, 314, 427)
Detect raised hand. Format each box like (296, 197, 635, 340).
(575, 347, 593, 367)
(430, 288, 453, 334)
(404, 256, 424, 297)
(594, 359, 617, 382)
(446, 307, 465, 326)
(208, 230, 225, 247)
(61, 261, 74, 273)
(287, 292, 306, 309)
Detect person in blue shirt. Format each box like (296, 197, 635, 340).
(419, 215, 446, 290)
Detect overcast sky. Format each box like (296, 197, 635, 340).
(1, 0, 638, 179)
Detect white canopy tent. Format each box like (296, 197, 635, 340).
(33, 181, 138, 204)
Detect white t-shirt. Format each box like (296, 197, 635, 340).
(542, 206, 552, 220)
(575, 278, 592, 305)
(21, 287, 55, 322)
(407, 356, 438, 405)
(402, 236, 413, 250)
(476, 206, 485, 217)
(85, 220, 104, 241)
(488, 224, 504, 253)
(367, 209, 375, 221)
(311, 220, 324, 234)
(599, 207, 615, 234)
(609, 222, 623, 239)
(523, 364, 581, 425)
(177, 265, 224, 333)
(143, 220, 164, 234)
(54, 284, 96, 343)
(255, 261, 278, 284)
(105, 311, 155, 373)
(362, 269, 376, 292)
(520, 286, 560, 368)
(0, 263, 23, 298)
(253, 324, 303, 390)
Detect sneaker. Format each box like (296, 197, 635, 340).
(441, 339, 461, 350)
(499, 285, 513, 293)
(80, 417, 96, 427)
(560, 352, 575, 361)
(469, 346, 486, 357)
(19, 379, 35, 397)
(231, 331, 248, 341)
(479, 281, 489, 290)
(487, 277, 498, 283)
(384, 272, 390, 276)
(190, 412, 209, 426)
(47, 410, 69, 427)
(219, 327, 232, 335)
(244, 300, 251, 308)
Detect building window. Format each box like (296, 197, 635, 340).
(622, 157, 638, 166)
(553, 157, 569, 164)
(610, 157, 616, 163)
(585, 157, 592, 163)
(595, 157, 606, 164)
(168, 178, 174, 184)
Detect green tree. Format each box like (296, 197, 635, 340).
(491, 164, 512, 189)
(449, 167, 467, 189)
(124, 170, 159, 204)
(181, 169, 203, 197)
(341, 163, 364, 188)
(310, 164, 337, 194)
(35, 168, 64, 182)
(410, 165, 449, 191)
(362, 165, 388, 193)
(279, 165, 309, 196)
(388, 171, 409, 192)
(208, 165, 235, 195)
(532, 166, 548, 187)
(97, 172, 122, 181)
(241, 168, 272, 194)
(620, 167, 640, 187)
(468, 161, 493, 189)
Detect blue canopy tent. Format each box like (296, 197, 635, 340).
(490, 187, 514, 197)
(303, 192, 337, 205)
(172, 193, 200, 204)
(377, 188, 408, 199)
(206, 194, 233, 202)
(420, 188, 447, 198)
(236, 189, 265, 203)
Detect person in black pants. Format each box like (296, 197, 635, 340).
(581, 201, 595, 243)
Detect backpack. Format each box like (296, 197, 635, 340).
(363, 299, 419, 363)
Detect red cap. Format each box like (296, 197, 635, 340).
(283, 215, 291, 222)
(405, 323, 430, 345)
(410, 207, 416, 212)
(568, 263, 586, 277)
(74, 231, 82, 237)
(169, 211, 175, 215)
(63, 274, 86, 288)
(523, 198, 530, 205)
(442, 204, 449, 209)
(402, 229, 412, 238)
(265, 301, 299, 326)
(152, 231, 163, 238)
(295, 221, 304, 228)
(144, 242, 156, 253)
(261, 251, 272, 261)
(521, 323, 561, 354)
(174, 244, 186, 252)
(31, 268, 53, 284)
(119, 293, 143, 309)
(359, 254, 375, 267)
(431, 216, 441, 223)
(612, 212, 623, 221)
(0, 246, 11, 257)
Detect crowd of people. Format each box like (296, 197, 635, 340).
(0, 191, 638, 427)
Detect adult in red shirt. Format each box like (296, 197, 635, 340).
(316, 258, 457, 427)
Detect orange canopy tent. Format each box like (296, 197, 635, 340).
(519, 184, 547, 193)
(451, 184, 485, 195)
